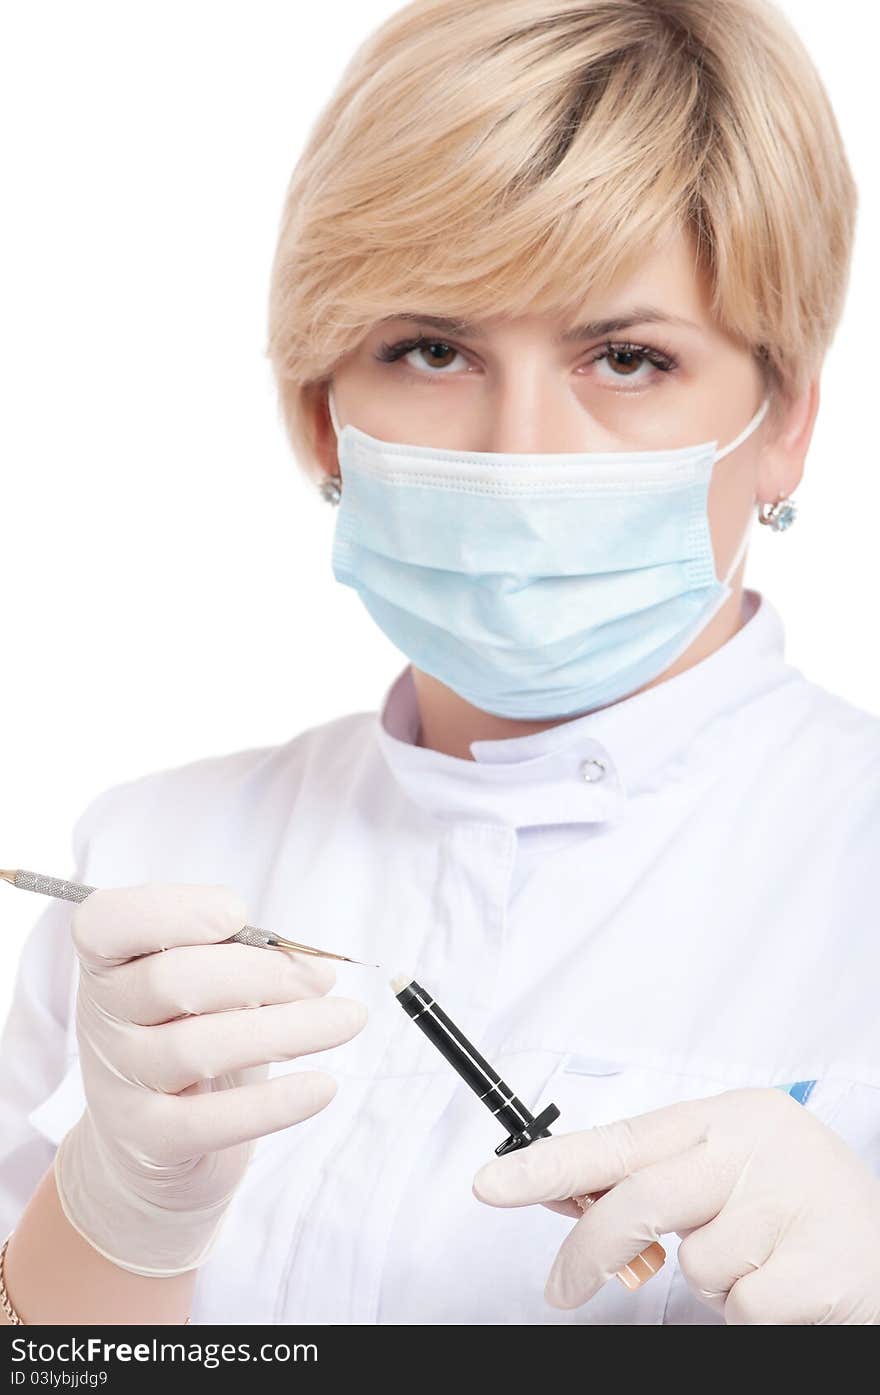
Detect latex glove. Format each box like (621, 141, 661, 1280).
(55, 883, 367, 1277)
(473, 1087, 880, 1324)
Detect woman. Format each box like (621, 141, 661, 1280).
(1, 0, 878, 1327)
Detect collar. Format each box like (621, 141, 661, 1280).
(373, 588, 795, 829)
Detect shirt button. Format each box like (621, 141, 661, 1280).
(580, 757, 607, 783)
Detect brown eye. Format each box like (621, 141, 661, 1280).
(588, 340, 677, 387)
(375, 333, 470, 373)
(607, 347, 644, 376)
(418, 341, 456, 369)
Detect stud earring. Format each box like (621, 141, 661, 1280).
(319, 472, 342, 506)
(758, 493, 797, 531)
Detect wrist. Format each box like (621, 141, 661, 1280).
(54, 1116, 233, 1278)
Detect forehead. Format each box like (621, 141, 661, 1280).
(377, 228, 713, 340)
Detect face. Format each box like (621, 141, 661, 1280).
(319, 223, 817, 748)
(325, 224, 813, 560)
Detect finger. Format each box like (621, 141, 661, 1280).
(473, 1099, 713, 1208)
(135, 995, 368, 1093)
(677, 1205, 780, 1314)
(724, 1241, 828, 1325)
(545, 1142, 737, 1309)
(543, 1199, 584, 1219)
(542, 1185, 612, 1221)
(163, 1068, 341, 1154)
(92, 941, 335, 1024)
(72, 884, 250, 967)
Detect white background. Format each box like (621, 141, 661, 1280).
(0, 1, 877, 1025)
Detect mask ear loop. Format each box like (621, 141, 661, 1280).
(713, 395, 771, 586)
(721, 501, 758, 586)
(327, 384, 342, 435)
(714, 395, 770, 463)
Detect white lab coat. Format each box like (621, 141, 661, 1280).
(1, 588, 878, 1325)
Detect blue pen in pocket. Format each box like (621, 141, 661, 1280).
(777, 1079, 817, 1105)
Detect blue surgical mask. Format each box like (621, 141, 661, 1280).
(326, 388, 770, 720)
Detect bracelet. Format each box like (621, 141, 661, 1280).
(1, 1233, 24, 1325)
(1, 1231, 191, 1326)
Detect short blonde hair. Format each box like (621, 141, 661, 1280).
(266, 0, 857, 479)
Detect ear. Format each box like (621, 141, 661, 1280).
(311, 382, 340, 481)
(756, 375, 820, 505)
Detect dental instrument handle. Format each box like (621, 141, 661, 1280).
(0, 867, 377, 966)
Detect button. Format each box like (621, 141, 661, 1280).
(580, 757, 607, 783)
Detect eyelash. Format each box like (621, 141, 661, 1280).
(374, 334, 679, 380)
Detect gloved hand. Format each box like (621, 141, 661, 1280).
(55, 883, 367, 1277)
(473, 1087, 880, 1323)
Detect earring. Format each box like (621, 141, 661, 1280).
(319, 472, 342, 506)
(758, 493, 797, 532)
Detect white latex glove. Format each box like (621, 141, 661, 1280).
(473, 1087, 880, 1324)
(55, 883, 367, 1277)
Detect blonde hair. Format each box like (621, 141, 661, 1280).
(266, 0, 857, 479)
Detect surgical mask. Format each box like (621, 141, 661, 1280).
(326, 387, 770, 720)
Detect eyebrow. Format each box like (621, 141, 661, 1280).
(379, 307, 701, 341)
